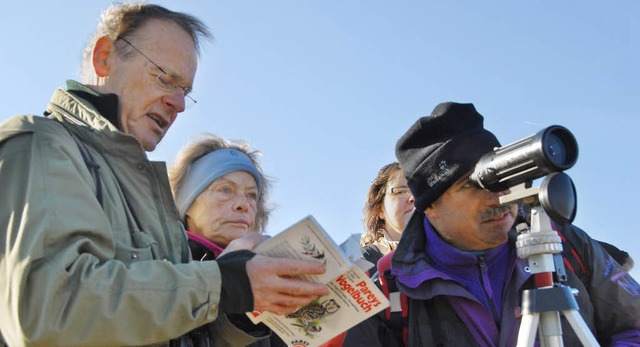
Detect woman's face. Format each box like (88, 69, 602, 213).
(380, 172, 415, 236)
(186, 171, 259, 247)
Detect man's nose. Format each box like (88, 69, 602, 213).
(163, 88, 186, 113)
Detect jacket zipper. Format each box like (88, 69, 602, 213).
(478, 255, 500, 327)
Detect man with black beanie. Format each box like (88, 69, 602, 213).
(343, 102, 640, 346)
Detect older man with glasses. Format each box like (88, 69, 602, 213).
(0, 3, 328, 346)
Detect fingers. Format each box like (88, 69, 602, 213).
(264, 255, 327, 277)
(247, 255, 329, 315)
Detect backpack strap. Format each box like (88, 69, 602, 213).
(377, 251, 409, 346)
(553, 225, 587, 282)
(68, 130, 103, 207)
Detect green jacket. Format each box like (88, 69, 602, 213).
(0, 86, 260, 346)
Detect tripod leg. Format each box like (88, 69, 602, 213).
(539, 311, 564, 347)
(562, 310, 599, 347)
(517, 312, 540, 347)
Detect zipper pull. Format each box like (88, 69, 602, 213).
(478, 254, 487, 268)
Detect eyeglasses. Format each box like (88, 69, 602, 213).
(119, 37, 197, 108)
(389, 186, 411, 198)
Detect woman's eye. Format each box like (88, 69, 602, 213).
(218, 186, 233, 195)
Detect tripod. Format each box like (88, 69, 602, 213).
(500, 173, 599, 347)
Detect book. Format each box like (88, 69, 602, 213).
(246, 215, 389, 347)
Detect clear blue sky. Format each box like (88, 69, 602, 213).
(1, 1, 638, 280)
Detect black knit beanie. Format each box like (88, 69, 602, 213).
(395, 102, 501, 212)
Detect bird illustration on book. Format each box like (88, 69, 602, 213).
(286, 298, 341, 337)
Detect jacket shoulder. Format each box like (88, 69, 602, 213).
(0, 115, 66, 144)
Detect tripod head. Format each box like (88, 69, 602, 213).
(500, 172, 577, 281)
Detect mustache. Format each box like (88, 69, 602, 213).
(480, 204, 514, 222)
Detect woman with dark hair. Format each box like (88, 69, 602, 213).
(361, 162, 415, 268)
(320, 162, 416, 347)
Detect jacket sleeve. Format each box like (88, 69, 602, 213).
(560, 224, 640, 345)
(342, 310, 403, 347)
(0, 121, 228, 346)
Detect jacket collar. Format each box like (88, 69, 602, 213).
(186, 231, 224, 260)
(65, 80, 121, 130)
(45, 82, 146, 155)
(391, 211, 531, 296)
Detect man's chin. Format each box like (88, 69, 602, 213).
(143, 144, 157, 152)
(139, 135, 162, 152)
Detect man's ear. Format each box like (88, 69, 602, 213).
(93, 37, 114, 78)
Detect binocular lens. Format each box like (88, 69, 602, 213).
(543, 127, 578, 170)
(545, 133, 567, 167)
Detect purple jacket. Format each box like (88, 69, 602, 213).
(343, 211, 640, 346)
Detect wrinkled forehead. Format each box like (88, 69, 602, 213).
(130, 19, 198, 77)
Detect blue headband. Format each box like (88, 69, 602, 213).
(175, 148, 262, 221)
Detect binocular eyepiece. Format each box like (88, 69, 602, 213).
(470, 125, 579, 192)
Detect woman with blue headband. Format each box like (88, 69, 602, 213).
(169, 133, 287, 347)
(170, 133, 271, 254)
